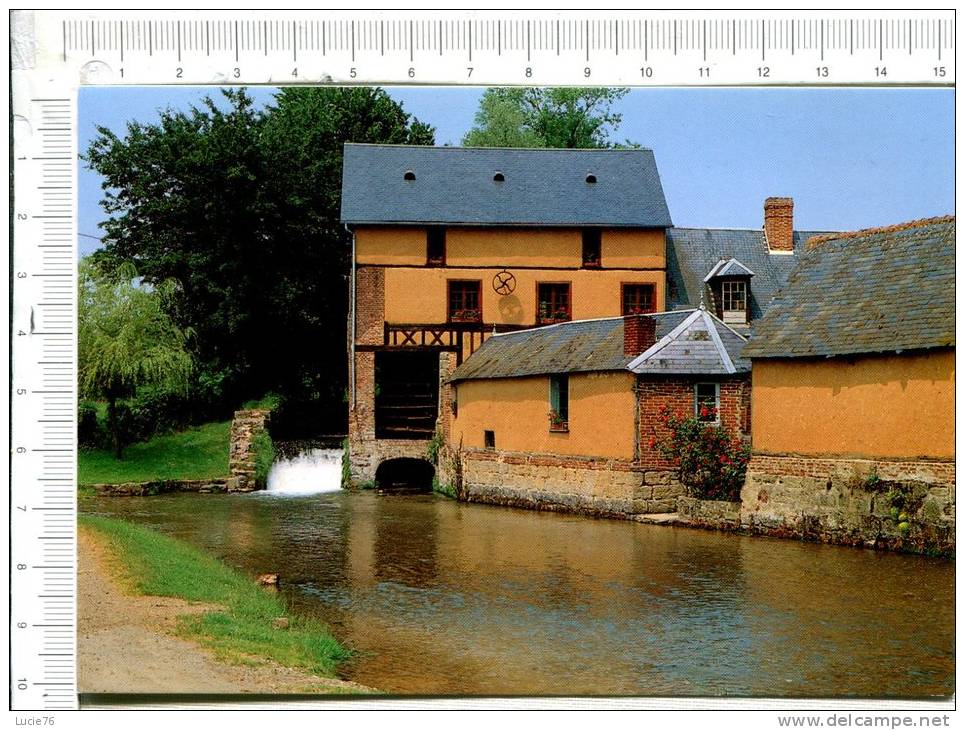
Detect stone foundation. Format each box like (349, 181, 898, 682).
(346, 437, 432, 487)
(458, 448, 682, 517)
(677, 495, 741, 527)
(92, 479, 228, 496)
(741, 454, 955, 555)
(227, 408, 271, 492)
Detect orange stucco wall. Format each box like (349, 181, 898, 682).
(450, 372, 637, 459)
(355, 226, 666, 270)
(752, 349, 954, 459)
(354, 225, 667, 325)
(354, 226, 428, 266)
(382, 267, 665, 325)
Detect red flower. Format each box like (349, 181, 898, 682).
(647, 437, 657, 449)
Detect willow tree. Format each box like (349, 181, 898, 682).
(78, 259, 194, 457)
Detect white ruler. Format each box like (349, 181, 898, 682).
(8, 7, 955, 713)
(10, 87, 78, 711)
(26, 10, 958, 85)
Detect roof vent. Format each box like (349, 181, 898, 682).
(403, 170, 416, 181)
(585, 174, 597, 184)
(493, 172, 505, 182)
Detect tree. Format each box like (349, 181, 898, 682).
(462, 87, 631, 148)
(78, 259, 193, 457)
(85, 88, 434, 423)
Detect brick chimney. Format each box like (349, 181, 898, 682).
(624, 314, 656, 357)
(764, 197, 794, 252)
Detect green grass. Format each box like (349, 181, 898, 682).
(252, 429, 276, 489)
(80, 515, 352, 680)
(78, 420, 231, 485)
(241, 393, 282, 410)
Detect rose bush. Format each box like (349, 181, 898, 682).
(651, 404, 750, 502)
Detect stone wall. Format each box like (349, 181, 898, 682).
(741, 454, 955, 555)
(458, 448, 683, 517)
(227, 408, 271, 492)
(92, 479, 228, 497)
(677, 495, 741, 527)
(346, 437, 432, 486)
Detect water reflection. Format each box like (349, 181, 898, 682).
(82, 491, 954, 697)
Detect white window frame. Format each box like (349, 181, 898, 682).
(694, 382, 721, 424)
(721, 279, 748, 324)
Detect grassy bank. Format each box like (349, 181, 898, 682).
(80, 515, 351, 679)
(78, 420, 231, 485)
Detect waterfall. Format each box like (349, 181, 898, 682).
(265, 448, 344, 495)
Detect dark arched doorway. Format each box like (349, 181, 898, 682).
(375, 458, 435, 492)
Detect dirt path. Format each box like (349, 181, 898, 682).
(78, 527, 370, 695)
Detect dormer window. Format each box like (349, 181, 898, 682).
(720, 280, 748, 324)
(403, 170, 416, 181)
(493, 172, 505, 182)
(703, 258, 755, 325)
(585, 174, 597, 184)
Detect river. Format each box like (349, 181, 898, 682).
(80, 471, 954, 697)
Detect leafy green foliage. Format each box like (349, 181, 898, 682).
(432, 476, 457, 499)
(78, 401, 105, 449)
(242, 392, 283, 411)
(78, 258, 194, 457)
(78, 420, 231, 485)
(426, 430, 444, 464)
(84, 88, 434, 415)
(80, 516, 350, 678)
(252, 429, 276, 489)
(463, 88, 632, 148)
(651, 404, 751, 502)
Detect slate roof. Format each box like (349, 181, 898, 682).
(340, 144, 673, 228)
(741, 217, 955, 359)
(628, 309, 750, 375)
(666, 228, 833, 321)
(449, 310, 747, 382)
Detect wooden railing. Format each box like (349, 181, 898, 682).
(382, 322, 528, 364)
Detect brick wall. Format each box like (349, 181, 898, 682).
(636, 376, 750, 469)
(348, 265, 442, 486)
(355, 266, 385, 345)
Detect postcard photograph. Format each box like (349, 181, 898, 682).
(74, 84, 954, 700)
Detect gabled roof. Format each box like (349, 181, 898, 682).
(667, 228, 833, 321)
(449, 314, 686, 382)
(448, 310, 747, 383)
(627, 308, 749, 375)
(742, 216, 955, 359)
(340, 144, 673, 228)
(703, 257, 756, 282)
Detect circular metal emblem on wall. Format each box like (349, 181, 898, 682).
(493, 269, 517, 295)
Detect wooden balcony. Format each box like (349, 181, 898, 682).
(369, 321, 528, 364)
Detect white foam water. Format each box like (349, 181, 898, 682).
(265, 448, 344, 495)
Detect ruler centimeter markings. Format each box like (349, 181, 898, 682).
(9, 8, 955, 713)
(29, 12, 957, 86)
(11, 85, 79, 711)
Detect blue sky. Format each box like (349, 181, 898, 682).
(78, 86, 953, 256)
